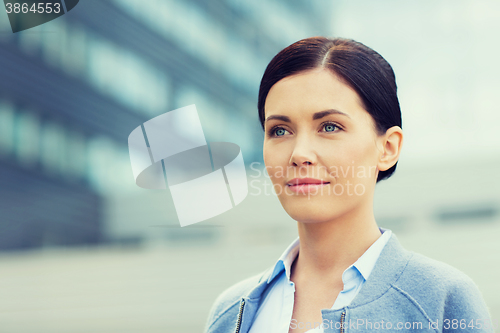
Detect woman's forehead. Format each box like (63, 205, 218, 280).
(264, 69, 366, 120)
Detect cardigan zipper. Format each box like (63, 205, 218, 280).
(340, 308, 346, 333)
(235, 298, 245, 333)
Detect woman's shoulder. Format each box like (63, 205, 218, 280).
(214, 268, 267, 306)
(385, 233, 478, 293)
(394, 249, 492, 322)
(204, 267, 270, 331)
(402, 250, 479, 290)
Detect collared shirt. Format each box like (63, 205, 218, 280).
(248, 227, 392, 333)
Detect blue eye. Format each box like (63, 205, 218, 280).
(268, 122, 341, 137)
(323, 123, 339, 132)
(275, 128, 286, 136)
(270, 127, 289, 137)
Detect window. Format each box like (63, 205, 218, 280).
(175, 85, 226, 143)
(87, 34, 170, 116)
(65, 130, 87, 180)
(40, 120, 65, 175)
(87, 136, 137, 194)
(15, 110, 40, 168)
(0, 100, 15, 155)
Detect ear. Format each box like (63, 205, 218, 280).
(377, 126, 403, 172)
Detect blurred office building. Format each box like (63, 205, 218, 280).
(0, 0, 334, 250)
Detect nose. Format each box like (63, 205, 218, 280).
(289, 137, 316, 167)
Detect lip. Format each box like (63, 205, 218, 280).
(287, 178, 330, 186)
(286, 178, 330, 194)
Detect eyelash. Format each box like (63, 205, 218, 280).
(268, 121, 343, 137)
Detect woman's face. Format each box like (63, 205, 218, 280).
(263, 68, 387, 223)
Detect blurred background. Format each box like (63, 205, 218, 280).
(0, 0, 499, 332)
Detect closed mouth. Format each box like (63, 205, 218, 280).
(287, 178, 330, 186)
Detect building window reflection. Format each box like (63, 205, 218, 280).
(0, 101, 15, 156)
(14, 110, 40, 168)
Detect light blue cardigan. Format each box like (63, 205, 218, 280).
(204, 232, 494, 332)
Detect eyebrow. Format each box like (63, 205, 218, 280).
(265, 109, 351, 124)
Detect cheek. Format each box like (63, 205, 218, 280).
(349, 142, 379, 183)
(345, 133, 377, 161)
(321, 139, 364, 163)
(263, 144, 282, 178)
(322, 138, 378, 181)
(264, 145, 294, 184)
(263, 144, 272, 167)
(350, 143, 374, 165)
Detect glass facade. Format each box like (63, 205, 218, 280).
(0, 0, 333, 249)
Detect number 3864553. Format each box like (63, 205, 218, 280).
(5, 2, 61, 14)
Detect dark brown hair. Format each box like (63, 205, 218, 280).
(258, 36, 402, 182)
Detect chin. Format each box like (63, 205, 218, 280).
(283, 203, 333, 224)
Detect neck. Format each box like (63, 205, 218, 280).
(290, 200, 382, 283)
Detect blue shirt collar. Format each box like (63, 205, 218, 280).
(267, 227, 392, 284)
(267, 235, 300, 284)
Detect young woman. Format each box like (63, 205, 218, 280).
(204, 37, 494, 333)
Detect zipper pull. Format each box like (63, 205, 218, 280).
(340, 308, 346, 333)
(235, 298, 245, 333)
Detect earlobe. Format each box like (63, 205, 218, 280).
(377, 126, 403, 172)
